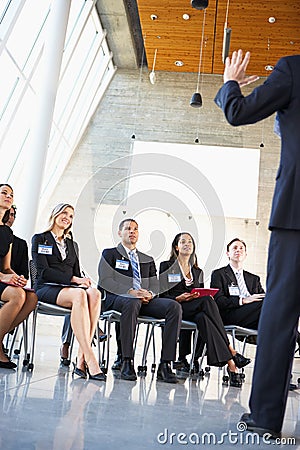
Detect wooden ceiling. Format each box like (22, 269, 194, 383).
(135, 0, 300, 76)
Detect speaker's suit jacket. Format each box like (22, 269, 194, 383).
(214, 55, 300, 433)
(11, 234, 29, 279)
(215, 55, 300, 231)
(31, 231, 81, 291)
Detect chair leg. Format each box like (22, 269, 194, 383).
(137, 323, 153, 376)
(27, 307, 38, 371)
(189, 328, 199, 376)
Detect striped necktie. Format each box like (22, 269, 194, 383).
(129, 250, 141, 290)
(235, 271, 250, 298)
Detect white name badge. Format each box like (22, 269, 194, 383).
(115, 260, 129, 270)
(229, 285, 240, 296)
(168, 273, 181, 283)
(38, 244, 53, 255)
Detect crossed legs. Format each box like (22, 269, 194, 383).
(57, 287, 101, 375)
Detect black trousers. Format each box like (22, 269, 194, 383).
(219, 301, 262, 329)
(103, 294, 182, 361)
(249, 229, 300, 432)
(179, 295, 232, 367)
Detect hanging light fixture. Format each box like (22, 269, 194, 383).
(191, 0, 209, 10)
(222, 0, 231, 63)
(149, 48, 158, 84)
(131, 35, 146, 139)
(190, 10, 206, 107)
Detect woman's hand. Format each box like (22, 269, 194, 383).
(0, 272, 27, 287)
(71, 276, 92, 288)
(175, 292, 199, 303)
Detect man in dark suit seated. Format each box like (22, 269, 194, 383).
(210, 238, 264, 333)
(5, 205, 29, 278)
(98, 218, 182, 383)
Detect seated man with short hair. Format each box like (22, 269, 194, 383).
(210, 238, 264, 333)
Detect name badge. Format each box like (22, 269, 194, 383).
(229, 285, 240, 296)
(168, 273, 181, 283)
(115, 260, 129, 270)
(38, 244, 53, 255)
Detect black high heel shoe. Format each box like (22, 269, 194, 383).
(232, 352, 251, 369)
(72, 360, 87, 379)
(0, 359, 17, 369)
(86, 366, 106, 382)
(227, 367, 242, 388)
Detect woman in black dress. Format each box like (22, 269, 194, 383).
(159, 232, 250, 387)
(31, 203, 105, 381)
(0, 184, 37, 369)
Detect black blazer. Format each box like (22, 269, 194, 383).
(31, 231, 81, 291)
(215, 55, 300, 231)
(11, 235, 29, 279)
(98, 243, 159, 297)
(210, 264, 265, 311)
(159, 259, 204, 299)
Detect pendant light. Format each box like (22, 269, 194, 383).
(149, 48, 158, 84)
(191, 0, 209, 10)
(190, 10, 206, 108)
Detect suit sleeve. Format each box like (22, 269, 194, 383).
(98, 249, 131, 295)
(146, 258, 159, 295)
(253, 275, 265, 295)
(69, 240, 81, 278)
(210, 269, 240, 310)
(214, 57, 292, 126)
(158, 261, 172, 298)
(31, 234, 74, 284)
(17, 240, 29, 279)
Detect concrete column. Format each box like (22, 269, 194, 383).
(15, 0, 71, 241)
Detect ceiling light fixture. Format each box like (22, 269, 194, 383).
(191, 0, 209, 10)
(174, 60, 184, 67)
(222, 0, 231, 63)
(190, 10, 206, 107)
(149, 48, 158, 84)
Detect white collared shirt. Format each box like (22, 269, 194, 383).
(51, 232, 67, 260)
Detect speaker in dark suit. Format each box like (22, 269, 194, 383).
(98, 218, 182, 383)
(215, 51, 300, 437)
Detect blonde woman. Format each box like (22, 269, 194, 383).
(31, 203, 105, 381)
(0, 183, 37, 369)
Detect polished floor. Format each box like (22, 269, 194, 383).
(1, 316, 300, 450)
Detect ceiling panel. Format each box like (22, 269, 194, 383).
(135, 0, 300, 76)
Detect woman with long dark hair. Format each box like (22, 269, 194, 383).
(0, 183, 37, 369)
(159, 232, 250, 387)
(31, 203, 105, 381)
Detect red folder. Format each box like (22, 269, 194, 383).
(191, 288, 219, 297)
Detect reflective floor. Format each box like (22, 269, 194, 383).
(1, 316, 300, 450)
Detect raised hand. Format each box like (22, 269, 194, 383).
(224, 49, 259, 87)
